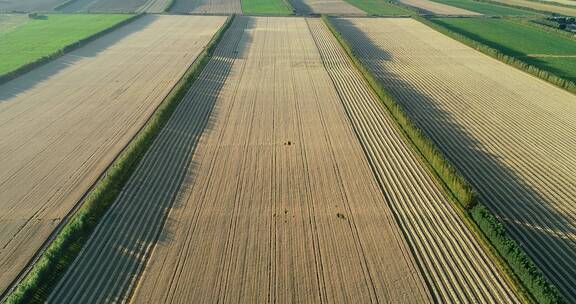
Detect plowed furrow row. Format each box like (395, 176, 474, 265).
(332, 17, 576, 302)
(47, 16, 241, 303)
(307, 18, 519, 303)
(0, 15, 226, 297)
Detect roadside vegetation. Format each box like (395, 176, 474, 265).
(427, 0, 536, 14)
(0, 13, 133, 85)
(323, 15, 565, 304)
(425, 17, 575, 91)
(3, 15, 234, 304)
(345, 0, 414, 15)
(242, 0, 293, 14)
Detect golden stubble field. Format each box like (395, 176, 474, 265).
(0, 14, 226, 295)
(333, 17, 576, 302)
(48, 16, 521, 304)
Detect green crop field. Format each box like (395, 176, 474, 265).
(0, 14, 132, 78)
(431, 17, 576, 82)
(429, 0, 537, 15)
(242, 0, 293, 14)
(346, 0, 413, 15)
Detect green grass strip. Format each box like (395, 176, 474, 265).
(418, 16, 575, 93)
(428, 0, 537, 15)
(322, 15, 565, 304)
(321, 16, 477, 210)
(429, 17, 576, 83)
(0, 13, 135, 85)
(242, 0, 293, 15)
(2, 15, 235, 304)
(344, 0, 414, 15)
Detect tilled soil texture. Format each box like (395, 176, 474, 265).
(307, 18, 519, 304)
(288, 0, 365, 15)
(60, 0, 170, 13)
(168, 0, 241, 14)
(48, 16, 432, 304)
(0, 0, 65, 12)
(333, 17, 576, 302)
(398, 0, 481, 15)
(0, 15, 226, 296)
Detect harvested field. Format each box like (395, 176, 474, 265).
(491, 0, 576, 14)
(0, 14, 27, 33)
(426, 0, 534, 15)
(288, 0, 365, 15)
(0, 0, 65, 12)
(48, 16, 433, 303)
(398, 0, 481, 15)
(60, 0, 169, 13)
(333, 17, 576, 302)
(430, 17, 576, 82)
(308, 17, 520, 303)
(168, 0, 241, 14)
(0, 14, 226, 296)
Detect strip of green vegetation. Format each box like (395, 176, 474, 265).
(428, 17, 576, 89)
(3, 15, 235, 304)
(321, 17, 477, 209)
(345, 0, 413, 15)
(0, 14, 132, 82)
(323, 15, 564, 304)
(429, 0, 537, 14)
(242, 0, 293, 14)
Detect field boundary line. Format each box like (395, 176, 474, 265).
(321, 15, 565, 304)
(1, 15, 234, 304)
(0, 13, 141, 87)
(416, 16, 575, 94)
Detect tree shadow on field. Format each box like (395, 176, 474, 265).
(47, 17, 254, 303)
(0, 15, 156, 104)
(286, 0, 314, 15)
(332, 18, 576, 302)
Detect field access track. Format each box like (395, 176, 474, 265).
(0, 15, 226, 296)
(49, 16, 432, 303)
(332, 17, 576, 302)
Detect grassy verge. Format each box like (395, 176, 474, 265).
(2, 15, 234, 304)
(321, 16, 477, 210)
(0, 13, 136, 86)
(242, 0, 293, 14)
(322, 15, 564, 304)
(427, 0, 536, 15)
(428, 17, 576, 84)
(344, 0, 414, 15)
(418, 16, 575, 93)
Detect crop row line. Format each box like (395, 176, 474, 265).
(2, 15, 234, 304)
(416, 16, 575, 94)
(321, 15, 564, 304)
